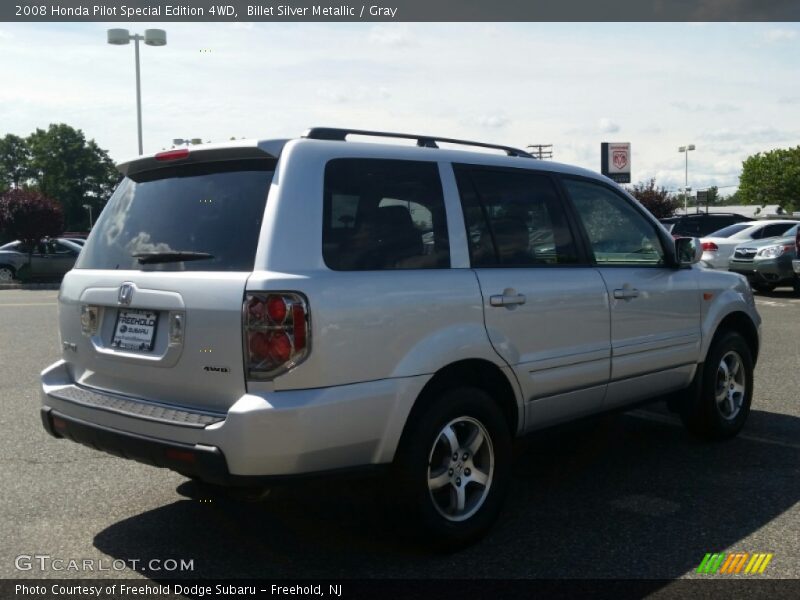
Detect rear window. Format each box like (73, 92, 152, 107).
(76, 159, 274, 272)
(707, 223, 750, 238)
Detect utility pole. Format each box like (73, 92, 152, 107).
(527, 144, 553, 160)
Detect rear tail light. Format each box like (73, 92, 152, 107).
(701, 241, 718, 252)
(243, 292, 310, 380)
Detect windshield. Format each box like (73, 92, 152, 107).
(75, 159, 275, 272)
(707, 223, 750, 238)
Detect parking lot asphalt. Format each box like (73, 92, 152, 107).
(0, 288, 798, 584)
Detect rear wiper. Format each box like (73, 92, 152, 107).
(132, 251, 214, 264)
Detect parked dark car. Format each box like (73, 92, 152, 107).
(660, 213, 754, 238)
(0, 238, 82, 282)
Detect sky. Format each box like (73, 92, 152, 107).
(1, 22, 799, 194)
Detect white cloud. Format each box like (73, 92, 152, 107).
(763, 28, 798, 43)
(598, 118, 620, 134)
(477, 114, 510, 128)
(368, 25, 413, 47)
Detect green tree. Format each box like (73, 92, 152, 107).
(0, 134, 32, 191)
(738, 146, 800, 212)
(628, 178, 680, 219)
(26, 124, 118, 231)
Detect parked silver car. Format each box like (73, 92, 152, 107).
(40, 129, 761, 546)
(729, 224, 800, 293)
(0, 238, 82, 282)
(700, 220, 798, 270)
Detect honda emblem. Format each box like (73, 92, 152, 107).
(118, 283, 134, 306)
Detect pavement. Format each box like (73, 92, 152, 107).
(0, 288, 798, 584)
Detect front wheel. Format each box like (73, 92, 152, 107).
(391, 387, 512, 549)
(680, 331, 754, 440)
(0, 266, 14, 283)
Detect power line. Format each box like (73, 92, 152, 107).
(526, 144, 553, 159)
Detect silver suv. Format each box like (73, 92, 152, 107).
(40, 128, 761, 546)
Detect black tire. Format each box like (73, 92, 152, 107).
(751, 282, 775, 293)
(0, 265, 15, 283)
(680, 330, 754, 440)
(391, 387, 512, 550)
(792, 277, 800, 296)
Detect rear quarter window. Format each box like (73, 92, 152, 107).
(322, 158, 450, 270)
(76, 159, 275, 272)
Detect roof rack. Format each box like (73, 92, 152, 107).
(302, 127, 534, 158)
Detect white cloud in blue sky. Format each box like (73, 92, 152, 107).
(0, 22, 798, 193)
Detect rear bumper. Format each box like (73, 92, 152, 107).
(40, 360, 426, 482)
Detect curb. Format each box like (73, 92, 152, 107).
(0, 282, 61, 290)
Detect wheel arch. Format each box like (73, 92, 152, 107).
(0, 263, 16, 277)
(711, 311, 760, 366)
(397, 359, 523, 453)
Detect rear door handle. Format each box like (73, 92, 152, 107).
(490, 293, 527, 307)
(613, 288, 640, 300)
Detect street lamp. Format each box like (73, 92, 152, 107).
(678, 144, 696, 214)
(82, 203, 93, 230)
(107, 28, 167, 155)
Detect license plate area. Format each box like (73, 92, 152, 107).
(112, 309, 159, 352)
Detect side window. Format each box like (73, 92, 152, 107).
(322, 159, 449, 271)
(761, 223, 794, 238)
(563, 178, 666, 266)
(454, 166, 580, 267)
(51, 242, 74, 255)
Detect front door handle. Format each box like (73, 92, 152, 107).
(613, 288, 640, 300)
(490, 292, 527, 307)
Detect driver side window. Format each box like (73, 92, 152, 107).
(563, 178, 665, 266)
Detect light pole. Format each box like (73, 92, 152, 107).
(107, 28, 167, 155)
(82, 203, 93, 230)
(678, 144, 696, 214)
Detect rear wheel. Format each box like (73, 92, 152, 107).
(793, 277, 800, 296)
(392, 387, 512, 549)
(680, 330, 753, 440)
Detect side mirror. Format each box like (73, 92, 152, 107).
(675, 236, 702, 266)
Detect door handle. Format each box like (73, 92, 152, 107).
(490, 293, 527, 307)
(613, 288, 640, 300)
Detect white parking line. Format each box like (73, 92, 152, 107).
(0, 302, 58, 307)
(628, 409, 800, 451)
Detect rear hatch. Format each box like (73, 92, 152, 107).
(58, 148, 278, 413)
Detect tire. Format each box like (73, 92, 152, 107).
(751, 282, 775, 293)
(793, 277, 800, 296)
(0, 266, 14, 283)
(680, 330, 754, 441)
(391, 387, 512, 550)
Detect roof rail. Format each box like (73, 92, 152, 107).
(302, 127, 534, 158)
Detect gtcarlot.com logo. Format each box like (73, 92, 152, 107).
(697, 552, 774, 575)
(15, 554, 194, 573)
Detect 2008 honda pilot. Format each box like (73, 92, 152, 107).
(41, 128, 761, 546)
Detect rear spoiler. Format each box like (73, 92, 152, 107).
(116, 139, 288, 177)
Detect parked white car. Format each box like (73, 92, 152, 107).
(40, 128, 761, 546)
(700, 220, 798, 270)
